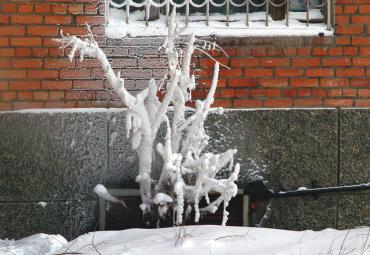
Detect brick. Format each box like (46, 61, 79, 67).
(0, 37, 9, 46)
(73, 80, 104, 90)
(359, 47, 370, 56)
(49, 91, 64, 100)
(228, 78, 257, 87)
(1, 3, 17, 12)
(84, 5, 97, 14)
(336, 25, 364, 35)
(46, 101, 76, 108)
(336, 68, 365, 76)
(0, 103, 12, 110)
(76, 16, 104, 25)
(233, 99, 263, 108)
(322, 58, 351, 66)
(33, 91, 48, 100)
(306, 69, 334, 77)
(13, 102, 44, 110)
(282, 48, 297, 56)
(15, 48, 32, 57)
(355, 99, 370, 107)
(1, 92, 17, 101)
(11, 37, 41, 46)
(292, 58, 320, 66)
(44, 59, 75, 69)
(343, 5, 357, 13)
(275, 68, 304, 77)
(328, 47, 343, 56)
(260, 58, 289, 67)
(44, 15, 72, 25)
(12, 59, 42, 68)
(234, 89, 249, 97)
(42, 80, 72, 90)
(321, 78, 349, 87)
(312, 47, 328, 56)
(51, 4, 67, 14)
(296, 88, 311, 97)
(336, 16, 350, 25)
(343, 47, 358, 55)
(264, 99, 293, 108)
(297, 48, 311, 56)
(282, 88, 296, 97)
(244, 68, 273, 77)
(251, 89, 264, 97)
(18, 3, 34, 13)
(0, 70, 27, 79)
(0, 82, 8, 91)
(68, 4, 84, 14)
(229, 58, 260, 67)
(294, 99, 323, 107)
(336, 36, 351, 45)
(353, 58, 370, 66)
(60, 69, 90, 79)
(27, 26, 59, 36)
(17, 91, 33, 100)
(357, 89, 370, 97)
(65, 91, 96, 100)
(352, 37, 370, 45)
(312, 88, 326, 97)
(212, 100, 232, 108)
(0, 26, 25, 36)
(265, 89, 281, 97)
(343, 88, 357, 97)
(359, 5, 370, 13)
(33, 48, 49, 57)
(28, 70, 58, 79)
(291, 78, 318, 87)
(0, 15, 9, 24)
(11, 15, 42, 24)
(220, 89, 235, 98)
(352, 15, 370, 24)
(34, 4, 51, 13)
(9, 81, 40, 90)
(0, 60, 10, 68)
(324, 99, 353, 107)
(351, 78, 370, 86)
(0, 48, 15, 57)
(259, 78, 288, 87)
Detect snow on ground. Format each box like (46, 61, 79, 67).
(2, 225, 369, 255)
(0, 233, 67, 255)
(106, 8, 333, 38)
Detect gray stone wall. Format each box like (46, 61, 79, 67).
(0, 108, 369, 240)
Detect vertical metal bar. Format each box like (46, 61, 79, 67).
(99, 197, 106, 230)
(326, 0, 331, 30)
(145, 2, 149, 26)
(186, 0, 189, 26)
(246, 0, 249, 26)
(265, 0, 269, 27)
(206, 0, 209, 26)
(242, 195, 250, 227)
(126, 0, 130, 24)
(105, 0, 109, 25)
(286, 0, 289, 27)
(226, 0, 230, 26)
(166, 1, 170, 26)
(306, 0, 309, 27)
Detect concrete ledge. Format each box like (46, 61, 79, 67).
(0, 108, 369, 238)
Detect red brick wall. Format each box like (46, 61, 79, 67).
(0, 0, 369, 110)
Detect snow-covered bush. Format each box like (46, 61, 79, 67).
(55, 11, 240, 226)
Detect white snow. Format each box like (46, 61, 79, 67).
(0, 233, 67, 255)
(5, 226, 368, 255)
(37, 201, 48, 208)
(106, 8, 333, 38)
(153, 192, 174, 204)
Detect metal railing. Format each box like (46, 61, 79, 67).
(107, 0, 332, 30)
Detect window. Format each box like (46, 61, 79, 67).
(106, 0, 333, 37)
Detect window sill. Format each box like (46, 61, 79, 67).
(106, 9, 333, 38)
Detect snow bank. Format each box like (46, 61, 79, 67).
(49, 225, 370, 255)
(0, 233, 67, 255)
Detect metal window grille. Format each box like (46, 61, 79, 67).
(106, 0, 332, 30)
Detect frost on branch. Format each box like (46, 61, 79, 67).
(55, 13, 240, 226)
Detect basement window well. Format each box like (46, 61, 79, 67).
(105, 0, 334, 38)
